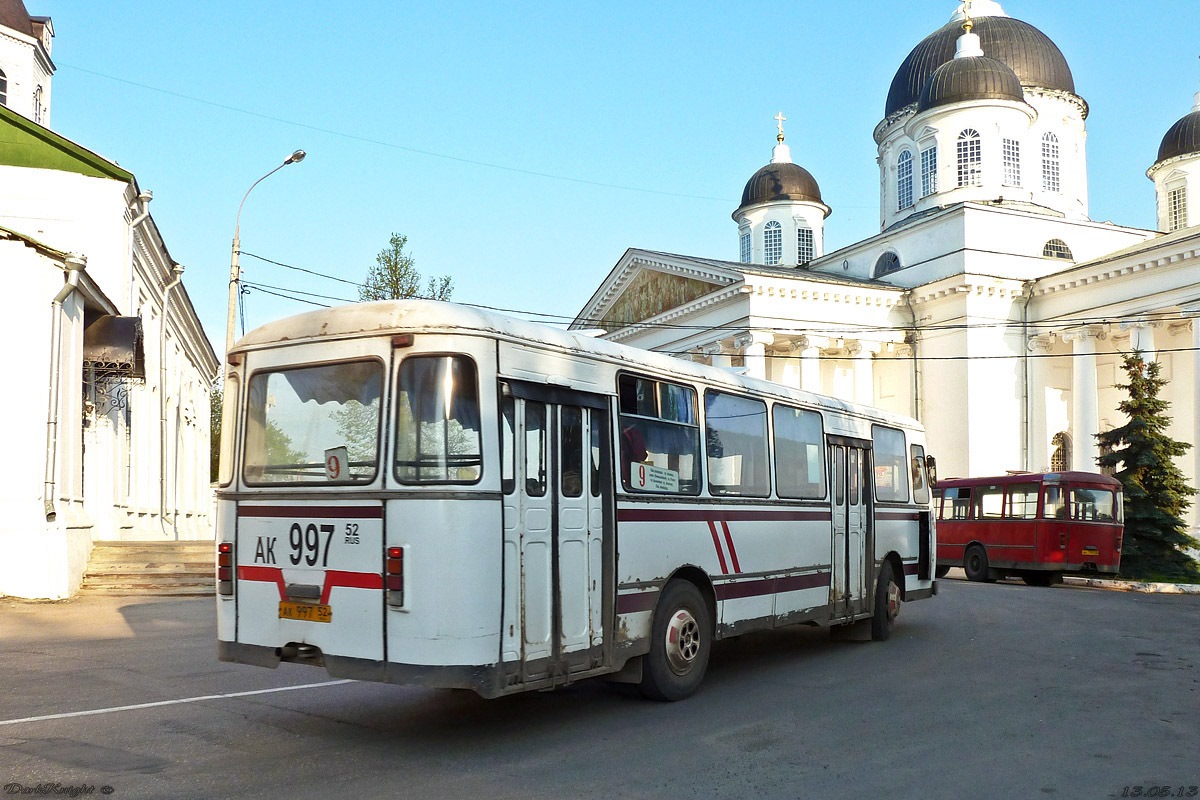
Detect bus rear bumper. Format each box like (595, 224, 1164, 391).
(218, 640, 502, 697)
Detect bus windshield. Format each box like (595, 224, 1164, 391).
(244, 360, 383, 484)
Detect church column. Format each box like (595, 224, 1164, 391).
(1120, 319, 1158, 362)
(1026, 335, 1054, 472)
(734, 331, 774, 381)
(847, 341, 880, 406)
(1181, 306, 1200, 535)
(795, 335, 828, 394)
(1063, 326, 1105, 472)
(702, 342, 731, 371)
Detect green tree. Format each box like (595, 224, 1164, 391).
(1096, 353, 1200, 582)
(210, 381, 222, 483)
(359, 232, 453, 302)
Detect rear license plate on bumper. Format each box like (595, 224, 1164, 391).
(279, 601, 332, 623)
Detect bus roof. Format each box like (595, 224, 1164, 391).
(234, 299, 923, 431)
(934, 471, 1123, 489)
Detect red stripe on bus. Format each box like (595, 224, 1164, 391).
(903, 563, 920, 576)
(720, 520, 742, 573)
(615, 590, 660, 614)
(237, 506, 383, 519)
(714, 572, 829, 600)
(238, 565, 287, 599)
(618, 508, 830, 523)
(706, 520, 729, 575)
(320, 570, 384, 603)
(877, 511, 921, 521)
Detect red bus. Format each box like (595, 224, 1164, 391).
(934, 471, 1123, 586)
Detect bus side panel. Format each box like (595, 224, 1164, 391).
(385, 497, 502, 668)
(875, 511, 932, 596)
(215, 498, 237, 643)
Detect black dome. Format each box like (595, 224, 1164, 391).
(736, 162, 823, 215)
(917, 55, 1024, 112)
(1156, 109, 1200, 165)
(887, 16, 1074, 117)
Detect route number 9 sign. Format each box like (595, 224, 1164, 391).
(325, 446, 351, 483)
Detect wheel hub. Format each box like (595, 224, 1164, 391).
(886, 581, 900, 621)
(665, 609, 701, 675)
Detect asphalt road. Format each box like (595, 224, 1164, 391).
(0, 580, 1196, 800)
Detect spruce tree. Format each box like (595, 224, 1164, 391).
(1096, 353, 1199, 581)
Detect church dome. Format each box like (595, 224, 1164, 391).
(917, 54, 1024, 112)
(887, 15, 1074, 117)
(1155, 108, 1200, 165)
(736, 162, 824, 215)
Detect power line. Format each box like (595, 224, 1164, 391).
(62, 63, 734, 204)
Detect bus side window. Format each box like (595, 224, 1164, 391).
(589, 409, 601, 498)
(1043, 486, 1066, 519)
(952, 488, 972, 519)
(525, 401, 547, 497)
(501, 397, 515, 495)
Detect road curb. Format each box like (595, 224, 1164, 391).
(1060, 576, 1200, 594)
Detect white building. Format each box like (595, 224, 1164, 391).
(0, 1, 219, 599)
(574, 1, 1200, 538)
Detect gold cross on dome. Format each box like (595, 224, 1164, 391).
(775, 112, 786, 141)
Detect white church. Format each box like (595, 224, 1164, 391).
(574, 2, 1200, 534)
(0, 0, 219, 598)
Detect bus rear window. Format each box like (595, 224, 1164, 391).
(243, 360, 383, 485)
(395, 355, 482, 484)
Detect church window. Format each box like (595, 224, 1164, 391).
(897, 150, 914, 210)
(739, 230, 751, 263)
(957, 129, 982, 187)
(1003, 138, 1021, 187)
(1167, 186, 1188, 232)
(920, 145, 938, 197)
(797, 226, 814, 264)
(764, 221, 782, 265)
(874, 251, 901, 277)
(1042, 239, 1073, 260)
(1050, 431, 1071, 472)
(0, 69, 7, 106)
(33, 86, 42, 124)
(1041, 133, 1061, 193)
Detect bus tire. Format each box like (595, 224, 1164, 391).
(935, 564, 950, 579)
(640, 580, 711, 702)
(871, 561, 901, 641)
(963, 545, 994, 583)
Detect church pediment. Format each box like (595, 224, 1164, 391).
(599, 268, 724, 329)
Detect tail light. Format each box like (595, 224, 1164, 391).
(217, 542, 234, 596)
(386, 546, 405, 607)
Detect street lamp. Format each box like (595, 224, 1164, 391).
(226, 149, 306, 357)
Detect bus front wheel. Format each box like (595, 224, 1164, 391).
(640, 580, 711, 702)
(964, 545, 995, 582)
(871, 561, 900, 641)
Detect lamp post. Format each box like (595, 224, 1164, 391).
(226, 149, 306, 357)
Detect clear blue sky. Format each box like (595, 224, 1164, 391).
(35, 0, 1198, 353)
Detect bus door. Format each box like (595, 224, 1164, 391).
(501, 384, 611, 685)
(829, 440, 871, 621)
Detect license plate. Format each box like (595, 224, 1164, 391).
(279, 601, 332, 623)
(1081, 546, 1100, 556)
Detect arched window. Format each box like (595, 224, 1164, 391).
(796, 226, 814, 264)
(920, 144, 938, 197)
(1167, 186, 1188, 232)
(957, 129, 982, 187)
(897, 150, 914, 210)
(874, 251, 901, 277)
(1003, 138, 1021, 187)
(1042, 239, 1073, 260)
(0, 69, 7, 106)
(739, 230, 751, 263)
(763, 221, 782, 265)
(33, 86, 42, 124)
(1050, 431, 1072, 472)
(1042, 132, 1060, 193)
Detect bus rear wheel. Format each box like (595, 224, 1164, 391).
(640, 580, 711, 702)
(871, 561, 900, 641)
(964, 545, 995, 583)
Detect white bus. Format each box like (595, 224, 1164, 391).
(216, 300, 936, 700)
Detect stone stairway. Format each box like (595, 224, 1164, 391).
(81, 541, 214, 596)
